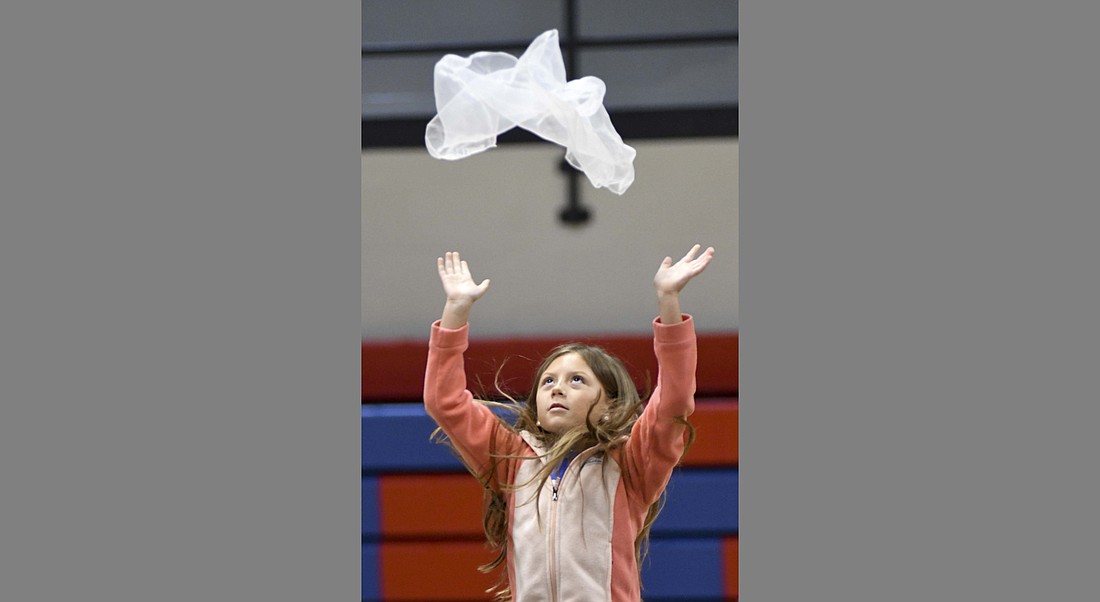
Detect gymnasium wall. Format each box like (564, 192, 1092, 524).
(362, 138, 738, 340)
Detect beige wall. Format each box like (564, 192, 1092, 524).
(362, 138, 738, 340)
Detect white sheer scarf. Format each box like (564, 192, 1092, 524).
(425, 30, 636, 195)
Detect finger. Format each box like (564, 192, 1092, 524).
(461, 260, 471, 277)
(692, 247, 716, 272)
(694, 246, 715, 263)
(452, 251, 461, 272)
(437, 256, 446, 275)
(478, 278, 491, 293)
(682, 243, 702, 262)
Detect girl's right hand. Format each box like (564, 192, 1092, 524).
(437, 251, 491, 305)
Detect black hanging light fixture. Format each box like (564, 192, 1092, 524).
(556, 0, 593, 226)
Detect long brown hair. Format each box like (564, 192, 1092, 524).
(432, 343, 696, 601)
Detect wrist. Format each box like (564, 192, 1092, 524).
(445, 298, 476, 310)
(440, 301, 472, 330)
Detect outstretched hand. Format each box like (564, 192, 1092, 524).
(437, 251, 491, 305)
(654, 244, 715, 296)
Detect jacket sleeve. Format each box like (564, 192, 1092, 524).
(621, 314, 698, 505)
(423, 320, 520, 490)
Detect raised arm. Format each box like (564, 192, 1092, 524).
(426, 252, 516, 488)
(623, 244, 715, 502)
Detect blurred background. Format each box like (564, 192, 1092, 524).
(362, 1, 738, 599)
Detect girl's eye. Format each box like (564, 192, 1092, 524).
(571, 375, 584, 383)
(543, 377, 554, 385)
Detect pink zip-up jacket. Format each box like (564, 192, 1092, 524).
(423, 315, 698, 601)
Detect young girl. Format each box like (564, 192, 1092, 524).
(424, 245, 715, 601)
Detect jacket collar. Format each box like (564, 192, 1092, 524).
(518, 430, 627, 467)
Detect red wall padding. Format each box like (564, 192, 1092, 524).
(689, 400, 739, 466)
(725, 536, 739, 598)
(363, 331, 737, 402)
(379, 473, 485, 539)
(380, 541, 498, 600)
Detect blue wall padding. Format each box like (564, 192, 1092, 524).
(362, 404, 519, 473)
(642, 538, 724, 598)
(361, 543, 380, 601)
(653, 468, 738, 535)
(361, 476, 379, 538)
(362, 405, 464, 472)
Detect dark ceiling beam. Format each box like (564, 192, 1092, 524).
(362, 33, 738, 57)
(362, 106, 737, 149)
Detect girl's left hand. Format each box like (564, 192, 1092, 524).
(654, 244, 715, 295)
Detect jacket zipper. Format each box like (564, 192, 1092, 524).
(548, 488, 559, 602)
(549, 460, 565, 601)
(546, 446, 600, 602)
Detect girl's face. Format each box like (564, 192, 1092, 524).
(535, 352, 609, 434)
